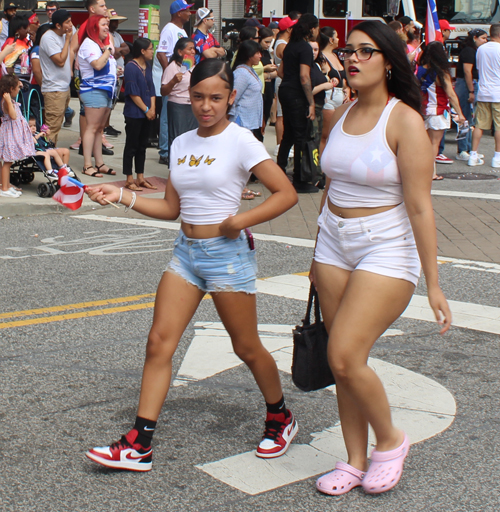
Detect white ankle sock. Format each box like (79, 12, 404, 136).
(470, 151, 478, 158)
(495, 152, 500, 159)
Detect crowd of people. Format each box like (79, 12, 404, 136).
(8, 0, 500, 499)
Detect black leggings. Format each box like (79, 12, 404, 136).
(123, 116, 150, 176)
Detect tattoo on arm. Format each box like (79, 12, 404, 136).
(301, 78, 314, 106)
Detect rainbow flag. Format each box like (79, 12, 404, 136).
(181, 55, 195, 71)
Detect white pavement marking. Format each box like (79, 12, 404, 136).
(258, 274, 500, 336)
(187, 323, 455, 495)
(431, 189, 500, 201)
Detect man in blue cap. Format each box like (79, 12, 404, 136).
(152, 0, 193, 165)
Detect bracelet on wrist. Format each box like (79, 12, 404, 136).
(117, 187, 123, 205)
(144, 106, 149, 113)
(469, 91, 474, 94)
(124, 191, 137, 212)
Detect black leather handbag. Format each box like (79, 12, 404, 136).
(291, 283, 335, 392)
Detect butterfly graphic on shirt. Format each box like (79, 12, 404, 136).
(189, 155, 203, 167)
(204, 156, 215, 165)
(177, 156, 187, 165)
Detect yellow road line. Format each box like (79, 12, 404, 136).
(0, 272, 309, 330)
(0, 293, 156, 320)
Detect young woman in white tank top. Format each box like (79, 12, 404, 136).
(83, 59, 299, 472)
(312, 21, 452, 496)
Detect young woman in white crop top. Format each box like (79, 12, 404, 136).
(83, 59, 299, 472)
(312, 22, 452, 496)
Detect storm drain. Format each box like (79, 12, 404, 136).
(442, 173, 499, 180)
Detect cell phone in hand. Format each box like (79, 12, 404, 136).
(245, 228, 255, 250)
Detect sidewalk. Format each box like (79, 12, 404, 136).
(2, 98, 500, 263)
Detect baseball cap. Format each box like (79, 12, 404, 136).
(439, 19, 455, 31)
(170, 0, 194, 15)
(268, 21, 279, 29)
(51, 9, 71, 27)
(278, 16, 297, 32)
(244, 17, 264, 28)
(4, 3, 17, 11)
(194, 7, 211, 26)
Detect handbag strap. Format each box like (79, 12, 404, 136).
(304, 283, 323, 326)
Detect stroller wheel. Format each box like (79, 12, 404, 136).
(20, 172, 35, 184)
(48, 182, 58, 197)
(37, 182, 51, 198)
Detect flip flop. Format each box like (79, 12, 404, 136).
(125, 182, 143, 191)
(82, 166, 103, 178)
(362, 432, 410, 494)
(96, 164, 116, 175)
(138, 180, 157, 190)
(316, 462, 365, 496)
(432, 175, 444, 180)
(248, 189, 262, 197)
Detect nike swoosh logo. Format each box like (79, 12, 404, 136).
(285, 423, 294, 437)
(121, 448, 152, 461)
(143, 426, 155, 431)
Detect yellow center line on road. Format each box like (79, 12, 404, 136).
(0, 272, 310, 330)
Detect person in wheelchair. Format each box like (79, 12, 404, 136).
(29, 116, 74, 179)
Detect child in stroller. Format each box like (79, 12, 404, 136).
(28, 117, 75, 179)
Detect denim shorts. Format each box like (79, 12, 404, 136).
(80, 89, 113, 109)
(314, 203, 421, 286)
(166, 230, 258, 294)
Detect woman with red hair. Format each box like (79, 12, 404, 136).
(78, 14, 117, 177)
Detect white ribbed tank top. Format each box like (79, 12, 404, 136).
(322, 97, 404, 208)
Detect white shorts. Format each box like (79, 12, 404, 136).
(424, 113, 450, 131)
(314, 203, 421, 286)
(323, 88, 344, 110)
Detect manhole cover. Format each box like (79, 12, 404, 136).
(442, 173, 498, 180)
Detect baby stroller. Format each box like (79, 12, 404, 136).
(8, 80, 78, 198)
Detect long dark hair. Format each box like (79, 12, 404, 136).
(419, 41, 450, 85)
(169, 37, 194, 64)
(232, 40, 261, 69)
(238, 26, 258, 45)
(0, 74, 20, 97)
(132, 37, 152, 58)
(191, 58, 233, 91)
(31, 23, 51, 51)
(348, 21, 421, 113)
(290, 13, 318, 43)
(464, 28, 487, 49)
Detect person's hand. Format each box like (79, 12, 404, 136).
(219, 215, 242, 239)
(65, 29, 73, 41)
(2, 92, 11, 102)
(145, 109, 155, 120)
(173, 72, 183, 83)
(456, 113, 466, 126)
(324, 81, 334, 91)
(2, 42, 16, 56)
(264, 64, 277, 72)
(307, 104, 315, 120)
(85, 184, 121, 205)
(468, 92, 475, 103)
(331, 77, 339, 87)
(428, 285, 452, 334)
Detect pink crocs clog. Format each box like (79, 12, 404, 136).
(316, 461, 366, 496)
(362, 432, 410, 494)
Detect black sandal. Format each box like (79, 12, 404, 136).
(82, 165, 103, 177)
(96, 164, 116, 175)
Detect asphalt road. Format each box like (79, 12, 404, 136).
(1, 213, 499, 511)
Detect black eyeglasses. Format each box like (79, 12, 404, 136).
(337, 47, 383, 61)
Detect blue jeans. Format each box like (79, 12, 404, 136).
(159, 95, 169, 158)
(455, 77, 478, 153)
(166, 230, 257, 294)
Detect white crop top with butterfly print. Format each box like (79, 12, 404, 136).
(321, 97, 404, 208)
(169, 122, 271, 225)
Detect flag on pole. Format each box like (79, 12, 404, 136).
(426, 0, 443, 44)
(52, 167, 86, 210)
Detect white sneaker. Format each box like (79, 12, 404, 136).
(9, 186, 21, 196)
(468, 156, 484, 166)
(60, 165, 76, 178)
(46, 170, 59, 180)
(492, 156, 500, 168)
(456, 151, 469, 161)
(273, 144, 280, 156)
(0, 188, 21, 197)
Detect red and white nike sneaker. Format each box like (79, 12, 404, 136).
(256, 410, 298, 459)
(86, 429, 152, 471)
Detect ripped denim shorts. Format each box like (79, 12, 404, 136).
(166, 230, 258, 294)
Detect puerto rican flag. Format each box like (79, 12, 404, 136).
(52, 168, 86, 210)
(426, 0, 443, 44)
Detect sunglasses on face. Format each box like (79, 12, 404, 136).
(337, 47, 383, 61)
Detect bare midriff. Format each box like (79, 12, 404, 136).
(181, 222, 226, 239)
(327, 197, 400, 219)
